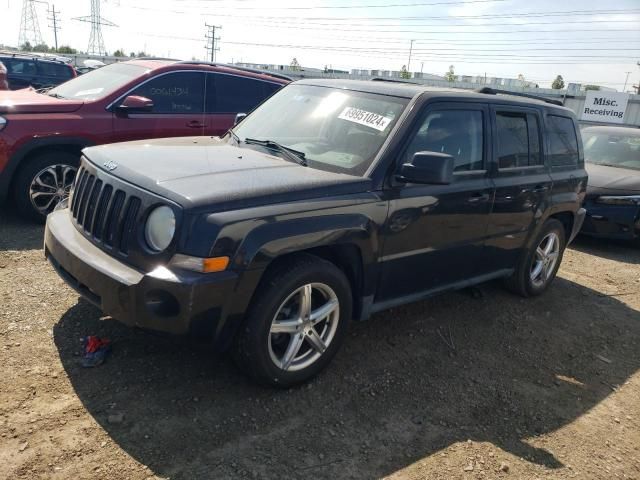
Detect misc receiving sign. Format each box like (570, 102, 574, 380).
(581, 91, 630, 124)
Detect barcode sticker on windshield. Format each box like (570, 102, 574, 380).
(338, 107, 392, 132)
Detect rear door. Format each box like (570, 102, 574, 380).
(204, 73, 283, 137)
(485, 105, 552, 269)
(4, 58, 38, 90)
(111, 70, 206, 142)
(35, 61, 74, 89)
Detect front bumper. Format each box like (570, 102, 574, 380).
(581, 200, 640, 240)
(44, 209, 238, 336)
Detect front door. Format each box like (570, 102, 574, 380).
(111, 71, 206, 143)
(377, 103, 494, 303)
(485, 106, 552, 269)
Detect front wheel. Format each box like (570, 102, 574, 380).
(13, 151, 79, 222)
(504, 219, 566, 297)
(232, 254, 352, 387)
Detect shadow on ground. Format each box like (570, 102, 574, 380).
(570, 234, 640, 265)
(0, 207, 44, 251)
(53, 277, 640, 479)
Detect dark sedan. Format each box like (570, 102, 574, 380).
(581, 126, 640, 240)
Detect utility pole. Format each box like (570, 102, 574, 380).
(205, 23, 222, 63)
(47, 4, 60, 51)
(407, 39, 414, 72)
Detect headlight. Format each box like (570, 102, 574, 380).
(0, 116, 6, 131)
(596, 195, 640, 206)
(145, 206, 175, 251)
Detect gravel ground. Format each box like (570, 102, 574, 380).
(1, 207, 639, 480)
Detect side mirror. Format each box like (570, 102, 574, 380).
(396, 151, 454, 185)
(116, 95, 154, 115)
(234, 112, 247, 125)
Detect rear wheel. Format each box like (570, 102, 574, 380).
(504, 219, 566, 297)
(13, 151, 79, 222)
(232, 254, 352, 387)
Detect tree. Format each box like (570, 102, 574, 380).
(32, 43, 49, 53)
(290, 57, 301, 71)
(113, 49, 125, 57)
(129, 52, 136, 58)
(584, 84, 601, 91)
(444, 65, 457, 82)
(400, 65, 411, 79)
(19, 41, 32, 51)
(552, 75, 565, 90)
(135, 51, 148, 58)
(56, 45, 77, 54)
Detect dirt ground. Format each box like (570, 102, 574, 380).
(1, 208, 639, 480)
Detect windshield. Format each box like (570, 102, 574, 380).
(47, 63, 149, 100)
(583, 130, 640, 171)
(233, 84, 408, 176)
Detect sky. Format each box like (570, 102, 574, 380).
(1, 0, 639, 90)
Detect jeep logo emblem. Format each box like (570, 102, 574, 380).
(103, 160, 118, 171)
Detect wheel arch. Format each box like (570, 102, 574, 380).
(0, 136, 93, 202)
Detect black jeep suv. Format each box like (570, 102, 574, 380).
(44, 80, 587, 386)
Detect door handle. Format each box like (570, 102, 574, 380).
(468, 192, 490, 203)
(532, 185, 549, 193)
(186, 120, 205, 128)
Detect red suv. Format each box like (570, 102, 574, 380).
(0, 59, 290, 220)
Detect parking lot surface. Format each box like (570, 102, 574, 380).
(1, 208, 639, 479)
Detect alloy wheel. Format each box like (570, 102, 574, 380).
(530, 232, 560, 288)
(268, 282, 340, 372)
(29, 164, 77, 216)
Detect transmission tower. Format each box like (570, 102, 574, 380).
(73, 0, 117, 55)
(18, 0, 44, 47)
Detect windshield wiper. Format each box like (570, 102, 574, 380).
(47, 92, 66, 99)
(244, 137, 307, 166)
(228, 130, 240, 145)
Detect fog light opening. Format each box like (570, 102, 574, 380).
(145, 290, 180, 317)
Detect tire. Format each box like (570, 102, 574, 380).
(12, 151, 79, 223)
(232, 254, 352, 388)
(504, 219, 566, 297)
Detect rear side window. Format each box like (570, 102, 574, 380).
(5, 59, 37, 75)
(547, 115, 579, 166)
(496, 111, 542, 168)
(206, 73, 282, 113)
(404, 109, 484, 172)
(129, 72, 205, 114)
(37, 62, 73, 79)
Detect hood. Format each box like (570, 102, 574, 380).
(586, 163, 640, 196)
(0, 88, 84, 114)
(82, 136, 372, 210)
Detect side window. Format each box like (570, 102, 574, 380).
(496, 111, 542, 168)
(547, 115, 579, 166)
(129, 72, 205, 114)
(404, 109, 484, 172)
(6, 59, 37, 75)
(38, 62, 73, 79)
(206, 73, 279, 113)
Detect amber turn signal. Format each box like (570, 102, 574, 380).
(202, 256, 230, 273)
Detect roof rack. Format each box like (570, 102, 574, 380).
(475, 87, 563, 106)
(0, 50, 68, 64)
(371, 77, 418, 85)
(175, 61, 293, 82)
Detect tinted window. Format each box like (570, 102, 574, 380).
(547, 115, 579, 166)
(5, 59, 37, 75)
(496, 112, 542, 168)
(405, 109, 484, 172)
(206, 73, 281, 113)
(130, 72, 205, 114)
(37, 62, 73, 79)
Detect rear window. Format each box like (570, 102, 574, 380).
(37, 62, 73, 79)
(547, 115, 579, 166)
(206, 73, 282, 113)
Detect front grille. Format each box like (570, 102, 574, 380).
(70, 165, 141, 254)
